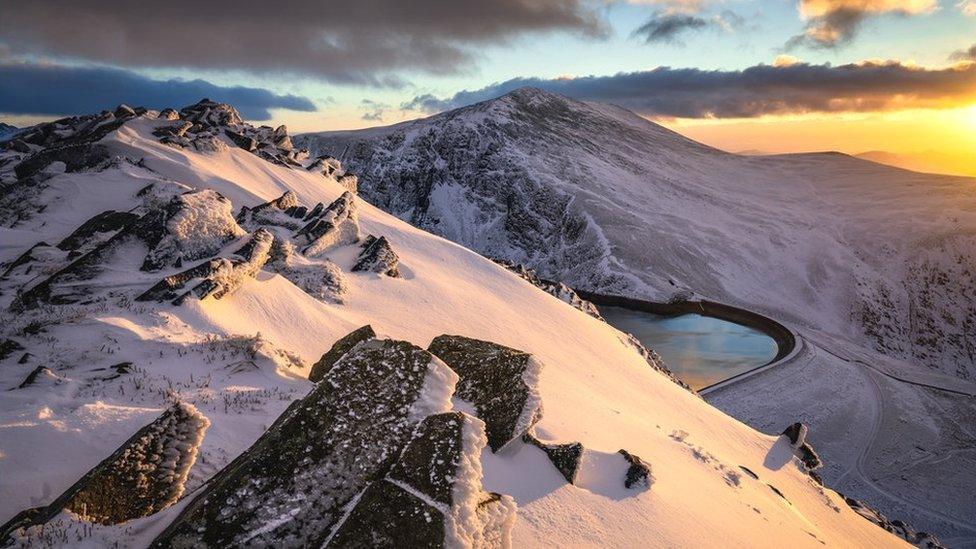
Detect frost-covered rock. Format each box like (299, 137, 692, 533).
(352, 235, 400, 277)
(428, 335, 543, 452)
(308, 325, 375, 383)
(178, 98, 244, 128)
(152, 338, 459, 547)
(523, 432, 584, 484)
(137, 228, 272, 305)
(267, 237, 346, 303)
(296, 191, 360, 256)
(237, 190, 307, 230)
(618, 449, 653, 490)
(329, 411, 517, 548)
(0, 403, 208, 540)
(142, 189, 246, 271)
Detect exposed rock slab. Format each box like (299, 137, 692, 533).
(152, 338, 458, 548)
(0, 403, 208, 543)
(618, 449, 653, 490)
(56, 210, 140, 251)
(308, 325, 376, 383)
(329, 411, 516, 548)
(296, 191, 360, 256)
(523, 432, 584, 484)
(428, 335, 542, 452)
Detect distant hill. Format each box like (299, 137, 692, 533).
(856, 150, 976, 177)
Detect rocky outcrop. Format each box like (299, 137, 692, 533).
(236, 190, 308, 230)
(352, 235, 400, 277)
(0, 403, 208, 543)
(0, 339, 25, 361)
(16, 365, 62, 389)
(56, 210, 140, 251)
(843, 496, 944, 548)
(141, 189, 245, 271)
(308, 325, 376, 382)
(152, 338, 459, 547)
(494, 259, 602, 320)
(523, 432, 584, 484)
(296, 191, 360, 256)
(329, 412, 516, 547)
(136, 228, 272, 305)
(428, 335, 543, 452)
(781, 422, 822, 472)
(618, 449, 653, 490)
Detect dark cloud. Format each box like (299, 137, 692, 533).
(0, 63, 316, 120)
(633, 10, 743, 44)
(787, 0, 935, 49)
(0, 1, 605, 85)
(360, 99, 387, 122)
(950, 43, 976, 61)
(633, 13, 708, 43)
(404, 60, 976, 118)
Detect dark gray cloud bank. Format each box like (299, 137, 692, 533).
(0, 0, 604, 85)
(405, 61, 976, 118)
(0, 64, 316, 120)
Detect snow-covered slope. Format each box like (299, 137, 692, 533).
(298, 88, 976, 544)
(0, 102, 911, 547)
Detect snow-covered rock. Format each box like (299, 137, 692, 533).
(0, 403, 208, 541)
(351, 235, 400, 277)
(152, 338, 459, 547)
(428, 335, 542, 452)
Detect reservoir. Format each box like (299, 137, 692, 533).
(599, 305, 778, 390)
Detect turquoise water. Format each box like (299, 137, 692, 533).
(599, 306, 778, 390)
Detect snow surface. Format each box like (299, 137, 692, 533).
(0, 109, 911, 547)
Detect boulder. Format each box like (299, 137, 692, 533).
(152, 121, 193, 138)
(0, 403, 208, 543)
(152, 338, 459, 547)
(781, 422, 822, 472)
(268, 237, 347, 303)
(0, 339, 25, 361)
(224, 128, 258, 151)
(618, 449, 653, 490)
(329, 412, 517, 547)
(141, 189, 246, 271)
(114, 104, 137, 118)
(157, 108, 179, 121)
(296, 191, 360, 256)
(523, 432, 584, 484)
(308, 325, 376, 382)
(352, 235, 400, 277)
(428, 335, 543, 452)
(844, 496, 944, 548)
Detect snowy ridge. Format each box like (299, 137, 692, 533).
(0, 100, 915, 547)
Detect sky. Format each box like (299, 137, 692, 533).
(1, 0, 974, 169)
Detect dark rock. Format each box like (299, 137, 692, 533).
(157, 108, 179, 121)
(152, 338, 457, 548)
(1, 242, 52, 280)
(304, 201, 325, 220)
(352, 235, 400, 277)
(224, 128, 257, 151)
(17, 366, 58, 389)
(428, 334, 542, 452)
(330, 412, 516, 548)
(14, 143, 111, 180)
(523, 432, 583, 484)
(0, 339, 25, 361)
(17, 353, 32, 364)
(114, 104, 137, 118)
(781, 422, 822, 472)
(296, 191, 360, 255)
(493, 259, 602, 320)
(618, 449, 652, 489)
(0, 403, 208, 542)
(844, 496, 945, 548)
(152, 121, 192, 138)
(308, 325, 375, 382)
(56, 210, 140, 251)
(7, 139, 30, 154)
(178, 99, 244, 128)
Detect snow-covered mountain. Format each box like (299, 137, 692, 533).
(299, 88, 976, 545)
(0, 124, 19, 142)
(0, 101, 922, 547)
